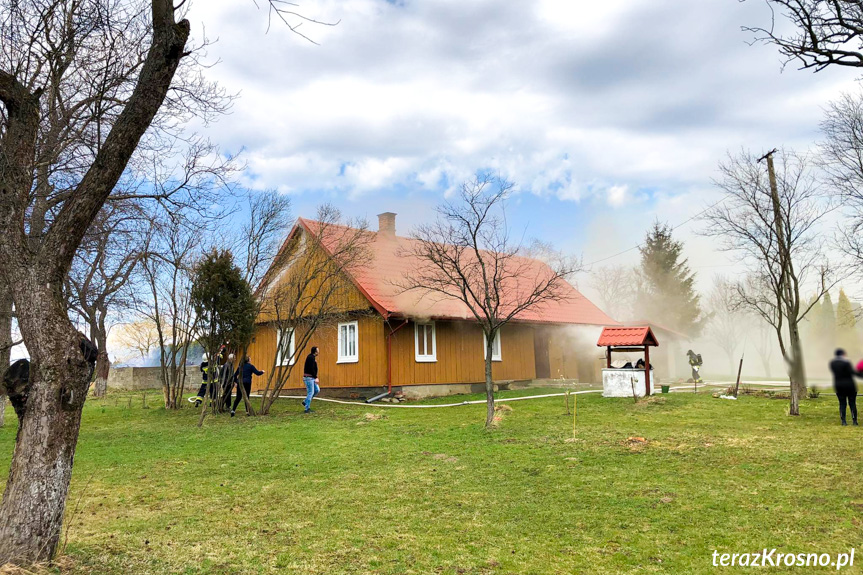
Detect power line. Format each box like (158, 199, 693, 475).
(584, 194, 730, 267)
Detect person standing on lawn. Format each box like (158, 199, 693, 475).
(219, 353, 237, 410)
(231, 356, 264, 417)
(190, 351, 219, 407)
(829, 348, 860, 426)
(303, 346, 320, 413)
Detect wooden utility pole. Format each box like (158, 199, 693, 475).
(761, 150, 789, 300)
(758, 149, 806, 415)
(733, 355, 744, 398)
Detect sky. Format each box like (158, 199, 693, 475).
(183, 0, 858, 295)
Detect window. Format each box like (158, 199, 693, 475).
(276, 328, 295, 366)
(415, 322, 437, 362)
(483, 330, 502, 362)
(337, 321, 359, 363)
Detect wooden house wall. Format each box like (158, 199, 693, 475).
(256, 230, 371, 324)
(248, 314, 601, 390)
(249, 314, 387, 391)
(388, 320, 538, 385)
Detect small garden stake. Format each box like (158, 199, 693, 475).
(572, 392, 577, 438)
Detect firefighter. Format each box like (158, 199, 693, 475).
(687, 349, 704, 384)
(189, 350, 222, 407)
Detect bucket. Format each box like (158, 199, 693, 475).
(661, 385, 670, 394)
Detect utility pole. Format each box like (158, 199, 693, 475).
(758, 149, 805, 415)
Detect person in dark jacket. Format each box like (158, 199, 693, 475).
(302, 346, 320, 413)
(231, 356, 264, 417)
(687, 350, 704, 384)
(829, 348, 861, 426)
(190, 352, 219, 407)
(218, 353, 237, 410)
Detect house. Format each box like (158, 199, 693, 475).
(247, 213, 618, 398)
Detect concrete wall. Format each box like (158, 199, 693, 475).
(108, 365, 199, 391)
(601, 368, 655, 398)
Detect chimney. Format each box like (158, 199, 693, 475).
(377, 212, 396, 237)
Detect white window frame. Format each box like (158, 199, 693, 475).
(483, 329, 502, 362)
(414, 322, 437, 363)
(276, 328, 295, 366)
(337, 321, 359, 364)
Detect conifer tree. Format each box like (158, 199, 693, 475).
(837, 289, 858, 354)
(635, 222, 705, 337)
(819, 291, 837, 350)
(802, 294, 821, 354)
(190, 249, 256, 413)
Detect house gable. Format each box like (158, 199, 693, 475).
(256, 224, 375, 324)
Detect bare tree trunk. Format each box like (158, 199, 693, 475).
(0, 284, 93, 564)
(93, 350, 110, 398)
(788, 321, 806, 416)
(0, 282, 11, 427)
(485, 336, 495, 428)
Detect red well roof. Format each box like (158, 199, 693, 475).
(287, 219, 618, 327)
(596, 326, 659, 347)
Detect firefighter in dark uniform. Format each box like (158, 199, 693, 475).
(687, 349, 704, 384)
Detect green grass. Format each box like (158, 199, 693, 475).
(0, 388, 861, 574)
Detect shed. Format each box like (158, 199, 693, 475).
(596, 326, 659, 396)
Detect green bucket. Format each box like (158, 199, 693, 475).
(660, 385, 670, 394)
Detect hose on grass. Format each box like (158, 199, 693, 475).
(248, 381, 789, 409)
(250, 385, 699, 409)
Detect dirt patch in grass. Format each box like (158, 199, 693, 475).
(635, 396, 667, 407)
(357, 412, 390, 425)
(734, 388, 791, 400)
(0, 556, 75, 575)
(622, 436, 650, 452)
(431, 453, 459, 463)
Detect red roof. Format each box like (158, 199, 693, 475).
(280, 218, 618, 327)
(596, 326, 659, 347)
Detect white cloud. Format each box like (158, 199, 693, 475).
(180, 0, 859, 282)
(191, 0, 855, 204)
(607, 185, 629, 207)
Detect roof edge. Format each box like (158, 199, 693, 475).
(297, 219, 390, 319)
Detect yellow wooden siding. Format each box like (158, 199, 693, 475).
(249, 314, 387, 391)
(249, 315, 595, 389)
(389, 320, 537, 385)
(256, 232, 371, 324)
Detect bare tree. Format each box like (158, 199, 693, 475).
(113, 318, 161, 363)
(703, 276, 744, 376)
(235, 191, 292, 290)
(65, 201, 149, 397)
(0, 0, 327, 559)
(589, 265, 636, 322)
(399, 175, 582, 428)
(138, 218, 201, 410)
(822, 91, 863, 206)
(257, 206, 373, 415)
(703, 149, 836, 415)
(0, 0, 195, 562)
(820, 90, 863, 279)
(743, 0, 863, 70)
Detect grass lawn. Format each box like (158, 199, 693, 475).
(0, 388, 861, 574)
